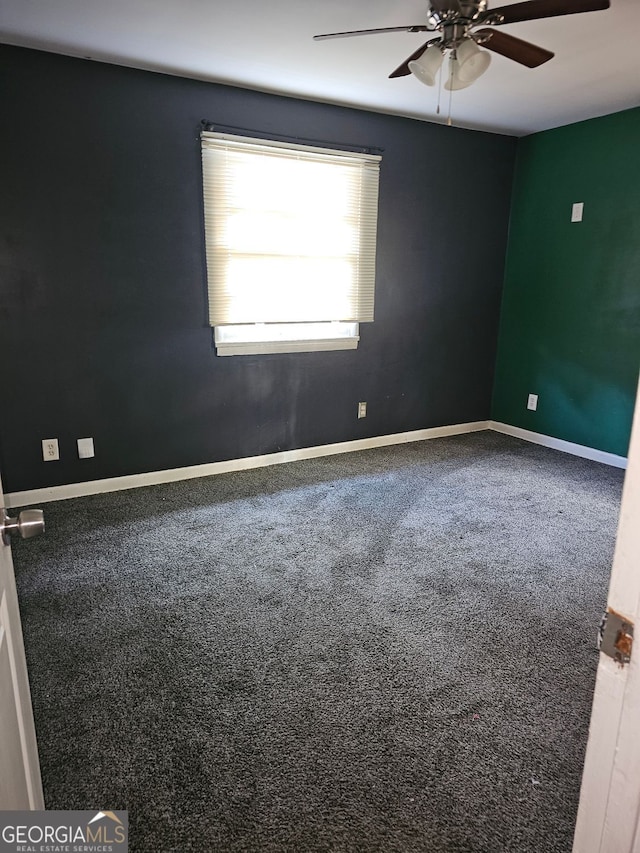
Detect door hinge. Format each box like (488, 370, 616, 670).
(598, 609, 634, 666)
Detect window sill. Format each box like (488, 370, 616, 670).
(215, 337, 359, 356)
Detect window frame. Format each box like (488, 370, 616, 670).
(200, 131, 381, 356)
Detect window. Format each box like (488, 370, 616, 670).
(201, 132, 381, 356)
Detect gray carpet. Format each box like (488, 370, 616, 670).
(12, 431, 624, 852)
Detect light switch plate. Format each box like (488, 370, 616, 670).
(77, 437, 95, 459)
(571, 202, 584, 222)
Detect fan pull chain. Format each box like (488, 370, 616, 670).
(447, 51, 455, 127)
(436, 55, 443, 116)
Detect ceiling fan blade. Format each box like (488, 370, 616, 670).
(487, 0, 609, 26)
(476, 28, 554, 67)
(389, 38, 441, 78)
(313, 25, 430, 41)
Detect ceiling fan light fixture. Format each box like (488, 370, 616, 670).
(455, 38, 492, 83)
(408, 45, 443, 86)
(444, 55, 473, 91)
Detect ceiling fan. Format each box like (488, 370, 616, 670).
(314, 0, 611, 91)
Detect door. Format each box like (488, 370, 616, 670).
(573, 374, 640, 852)
(0, 470, 44, 809)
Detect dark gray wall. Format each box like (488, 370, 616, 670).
(0, 46, 516, 493)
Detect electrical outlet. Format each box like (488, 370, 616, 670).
(527, 394, 538, 412)
(42, 438, 59, 461)
(77, 437, 95, 459)
(358, 402, 367, 419)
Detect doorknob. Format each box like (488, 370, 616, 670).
(1, 509, 45, 545)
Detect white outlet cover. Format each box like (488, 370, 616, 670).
(77, 437, 95, 459)
(358, 402, 367, 419)
(42, 438, 59, 461)
(571, 202, 584, 222)
(527, 394, 538, 411)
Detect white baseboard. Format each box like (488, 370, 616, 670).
(4, 420, 490, 507)
(5, 419, 627, 507)
(490, 421, 628, 469)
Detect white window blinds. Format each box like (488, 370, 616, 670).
(201, 132, 381, 327)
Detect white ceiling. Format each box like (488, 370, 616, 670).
(1, 0, 638, 136)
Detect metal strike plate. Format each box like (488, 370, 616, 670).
(599, 609, 634, 665)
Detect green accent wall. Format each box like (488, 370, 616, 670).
(492, 107, 640, 458)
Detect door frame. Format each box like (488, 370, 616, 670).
(0, 469, 44, 810)
(573, 374, 640, 852)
